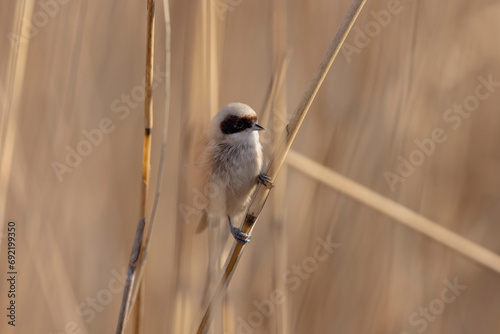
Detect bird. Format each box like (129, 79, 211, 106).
(193, 102, 272, 244)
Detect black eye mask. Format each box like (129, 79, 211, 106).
(220, 115, 256, 134)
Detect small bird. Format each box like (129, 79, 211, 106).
(194, 102, 272, 243)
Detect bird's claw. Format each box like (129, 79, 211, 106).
(257, 172, 273, 189)
(228, 216, 251, 244)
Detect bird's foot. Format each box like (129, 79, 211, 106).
(257, 172, 273, 189)
(228, 216, 251, 244)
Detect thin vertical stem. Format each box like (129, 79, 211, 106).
(0, 0, 35, 242)
(134, 0, 155, 333)
(115, 219, 146, 334)
(270, 1, 289, 333)
(116, 0, 172, 332)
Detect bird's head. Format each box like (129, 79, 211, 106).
(212, 103, 264, 143)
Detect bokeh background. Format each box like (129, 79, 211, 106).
(1, 0, 500, 333)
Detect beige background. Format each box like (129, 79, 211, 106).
(1, 0, 500, 333)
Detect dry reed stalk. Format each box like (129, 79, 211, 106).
(114, 0, 158, 333)
(167, 1, 220, 329)
(116, 218, 145, 334)
(0, 0, 35, 238)
(195, 0, 367, 332)
(286, 149, 500, 274)
(127, 0, 172, 316)
(259, 52, 291, 131)
(133, 1, 156, 331)
(116, 0, 172, 332)
(270, 1, 289, 333)
(142, 0, 172, 273)
(202, 3, 225, 333)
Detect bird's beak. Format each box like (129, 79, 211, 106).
(251, 123, 265, 131)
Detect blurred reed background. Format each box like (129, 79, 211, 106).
(1, 0, 500, 333)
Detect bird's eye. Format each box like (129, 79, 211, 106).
(236, 120, 244, 128)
